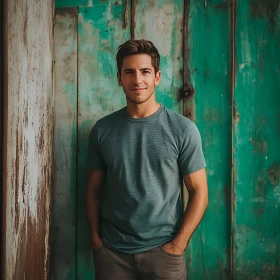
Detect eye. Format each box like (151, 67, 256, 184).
(142, 70, 150, 74)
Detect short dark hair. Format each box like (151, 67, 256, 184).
(116, 39, 160, 74)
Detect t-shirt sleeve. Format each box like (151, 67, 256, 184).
(87, 124, 107, 171)
(178, 121, 206, 176)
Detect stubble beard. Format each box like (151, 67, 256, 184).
(125, 89, 155, 105)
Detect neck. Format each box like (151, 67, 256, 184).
(126, 97, 160, 119)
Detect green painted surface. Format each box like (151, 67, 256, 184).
(53, 0, 280, 279)
(233, 0, 280, 279)
(53, 9, 78, 280)
(55, 0, 88, 8)
(186, 1, 232, 278)
(134, 0, 184, 114)
(77, 2, 130, 279)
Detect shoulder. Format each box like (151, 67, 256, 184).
(163, 106, 198, 136)
(93, 107, 125, 129)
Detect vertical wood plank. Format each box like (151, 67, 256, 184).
(53, 8, 78, 280)
(233, 0, 280, 278)
(77, 2, 130, 278)
(2, 0, 54, 279)
(134, 0, 184, 114)
(186, 0, 232, 278)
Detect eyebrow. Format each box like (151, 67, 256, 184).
(123, 68, 152, 72)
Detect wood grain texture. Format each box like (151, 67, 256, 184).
(185, 0, 232, 278)
(134, 0, 184, 114)
(77, 2, 130, 278)
(52, 1, 280, 279)
(233, 0, 280, 278)
(2, 0, 54, 279)
(53, 8, 78, 280)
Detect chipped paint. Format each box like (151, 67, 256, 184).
(268, 162, 280, 187)
(2, 0, 53, 279)
(131, 0, 136, 39)
(186, 0, 232, 278)
(134, 0, 183, 114)
(234, 0, 280, 278)
(183, 0, 195, 121)
(250, 137, 268, 154)
(124, 0, 129, 29)
(77, 3, 130, 278)
(52, 8, 78, 280)
(250, 0, 280, 28)
(50, 0, 280, 279)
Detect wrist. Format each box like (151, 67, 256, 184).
(171, 240, 185, 252)
(90, 235, 103, 249)
(172, 235, 189, 251)
(90, 233, 101, 242)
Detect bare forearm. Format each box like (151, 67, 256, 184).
(173, 189, 208, 250)
(86, 187, 102, 243)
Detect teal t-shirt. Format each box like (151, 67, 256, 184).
(88, 104, 206, 254)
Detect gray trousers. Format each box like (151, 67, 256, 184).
(92, 245, 187, 280)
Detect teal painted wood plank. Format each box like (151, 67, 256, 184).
(186, 1, 232, 279)
(53, 8, 78, 280)
(134, 0, 184, 114)
(233, 0, 280, 279)
(77, 2, 130, 279)
(55, 0, 88, 8)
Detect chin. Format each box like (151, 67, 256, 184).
(127, 97, 148, 104)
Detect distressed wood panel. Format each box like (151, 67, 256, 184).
(186, 0, 232, 278)
(77, 2, 130, 278)
(233, 0, 280, 278)
(134, 0, 184, 114)
(53, 8, 78, 280)
(2, 0, 54, 279)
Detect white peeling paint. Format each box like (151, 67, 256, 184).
(136, 3, 175, 57)
(3, 0, 53, 279)
(88, 0, 93, 7)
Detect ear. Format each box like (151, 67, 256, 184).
(155, 71, 161, 86)
(117, 72, 123, 87)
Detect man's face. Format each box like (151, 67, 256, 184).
(117, 54, 161, 104)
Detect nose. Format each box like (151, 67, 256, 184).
(133, 71, 142, 85)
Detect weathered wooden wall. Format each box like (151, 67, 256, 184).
(186, 1, 232, 278)
(2, 0, 54, 279)
(233, 0, 280, 278)
(53, 8, 78, 280)
(53, 0, 280, 279)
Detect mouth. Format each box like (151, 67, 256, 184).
(130, 88, 147, 91)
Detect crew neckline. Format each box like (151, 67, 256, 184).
(122, 104, 164, 123)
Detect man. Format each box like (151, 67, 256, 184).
(86, 39, 208, 280)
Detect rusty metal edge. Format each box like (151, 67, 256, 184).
(1, 0, 8, 279)
(130, 0, 136, 39)
(230, 0, 237, 279)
